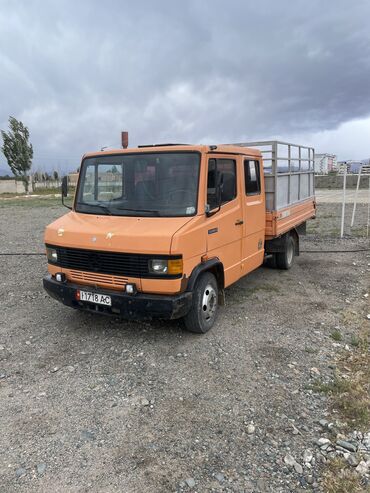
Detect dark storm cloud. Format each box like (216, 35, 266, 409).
(1, 0, 370, 169)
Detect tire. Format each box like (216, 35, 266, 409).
(183, 272, 219, 333)
(275, 235, 295, 270)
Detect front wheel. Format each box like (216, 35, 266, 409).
(183, 272, 219, 333)
(275, 235, 295, 270)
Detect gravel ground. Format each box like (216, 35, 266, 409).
(0, 199, 369, 493)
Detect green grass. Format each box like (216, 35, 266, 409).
(304, 346, 318, 354)
(33, 186, 76, 195)
(310, 376, 352, 395)
(311, 375, 369, 428)
(350, 334, 361, 347)
(310, 309, 370, 490)
(322, 457, 370, 493)
(311, 329, 370, 430)
(318, 213, 336, 219)
(0, 196, 64, 208)
(331, 329, 343, 341)
(351, 226, 369, 238)
(32, 187, 60, 195)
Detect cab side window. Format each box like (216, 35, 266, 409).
(244, 159, 261, 195)
(207, 158, 236, 209)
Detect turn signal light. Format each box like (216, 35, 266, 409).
(168, 259, 183, 275)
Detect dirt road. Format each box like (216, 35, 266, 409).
(0, 200, 369, 492)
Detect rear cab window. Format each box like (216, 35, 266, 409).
(244, 159, 261, 195)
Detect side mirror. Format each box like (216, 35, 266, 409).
(61, 176, 68, 197)
(61, 176, 72, 210)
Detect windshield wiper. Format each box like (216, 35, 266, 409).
(78, 202, 161, 216)
(115, 207, 161, 216)
(78, 202, 112, 215)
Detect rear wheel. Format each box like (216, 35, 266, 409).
(183, 272, 219, 333)
(275, 235, 295, 270)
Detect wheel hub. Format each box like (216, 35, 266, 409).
(201, 284, 217, 322)
(287, 241, 294, 264)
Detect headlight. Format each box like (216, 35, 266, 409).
(148, 258, 183, 275)
(148, 259, 168, 274)
(46, 247, 58, 263)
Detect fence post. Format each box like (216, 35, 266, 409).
(367, 175, 370, 238)
(340, 165, 347, 238)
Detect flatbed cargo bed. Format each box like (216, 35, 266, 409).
(265, 198, 316, 239)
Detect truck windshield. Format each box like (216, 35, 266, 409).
(75, 152, 200, 217)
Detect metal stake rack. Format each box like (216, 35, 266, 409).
(229, 141, 315, 211)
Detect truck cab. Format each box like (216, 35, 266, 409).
(44, 142, 315, 333)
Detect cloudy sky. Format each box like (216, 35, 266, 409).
(1, 0, 370, 172)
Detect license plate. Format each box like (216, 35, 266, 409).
(77, 290, 112, 306)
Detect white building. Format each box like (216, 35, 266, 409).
(314, 153, 337, 174)
(337, 160, 364, 173)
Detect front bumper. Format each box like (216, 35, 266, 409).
(43, 275, 192, 320)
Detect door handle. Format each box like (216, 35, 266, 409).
(235, 219, 244, 225)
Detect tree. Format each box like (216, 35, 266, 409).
(1, 116, 33, 192)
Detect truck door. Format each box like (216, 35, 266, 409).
(206, 155, 243, 286)
(241, 157, 265, 275)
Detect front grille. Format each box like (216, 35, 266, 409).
(68, 270, 128, 288)
(47, 245, 181, 279)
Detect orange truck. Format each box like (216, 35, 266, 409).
(43, 140, 315, 333)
